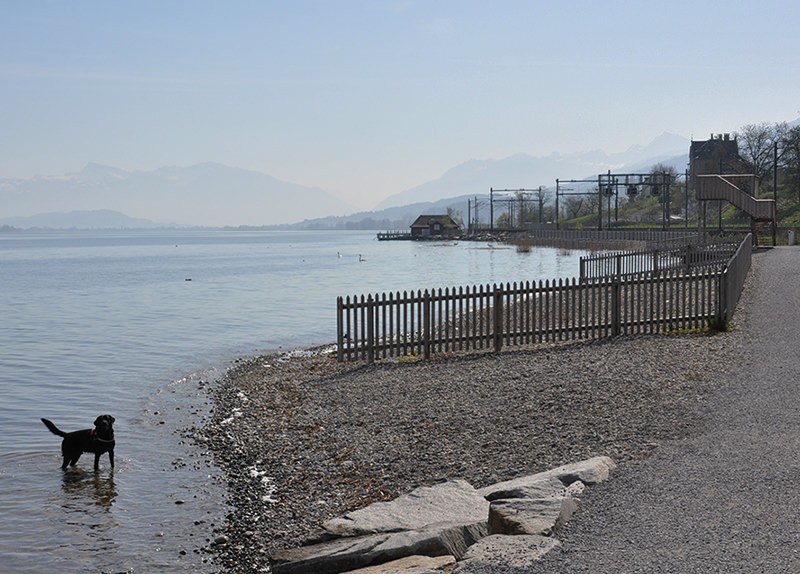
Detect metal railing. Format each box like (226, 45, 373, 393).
(696, 174, 775, 221)
(579, 241, 740, 281)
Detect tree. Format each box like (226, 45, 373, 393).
(534, 186, 551, 224)
(447, 207, 464, 228)
(649, 163, 678, 196)
(650, 163, 678, 178)
(495, 211, 512, 228)
(780, 125, 800, 201)
(736, 122, 787, 186)
(514, 191, 529, 226)
(564, 194, 592, 219)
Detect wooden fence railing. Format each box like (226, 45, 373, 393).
(336, 235, 752, 363)
(718, 233, 752, 325)
(579, 241, 741, 281)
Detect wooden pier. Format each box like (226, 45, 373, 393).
(377, 231, 413, 241)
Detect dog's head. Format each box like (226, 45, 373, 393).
(94, 414, 115, 438)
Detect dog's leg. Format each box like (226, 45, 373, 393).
(94, 452, 101, 471)
(108, 450, 115, 469)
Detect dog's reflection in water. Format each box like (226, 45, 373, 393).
(62, 469, 118, 509)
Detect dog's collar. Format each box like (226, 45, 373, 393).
(90, 428, 114, 443)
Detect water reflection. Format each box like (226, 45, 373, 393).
(56, 470, 123, 570)
(61, 470, 118, 509)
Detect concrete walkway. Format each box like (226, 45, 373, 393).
(526, 247, 800, 573)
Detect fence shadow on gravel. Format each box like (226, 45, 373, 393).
(336, 234, 753, 363)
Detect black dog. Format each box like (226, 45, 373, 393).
(41, 415, 115, 471)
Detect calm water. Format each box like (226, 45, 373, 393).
(0, 229, 586, 573)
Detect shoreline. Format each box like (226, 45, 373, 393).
(195, 331, 741, 572)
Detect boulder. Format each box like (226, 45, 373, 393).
(564, 479, 587, 498)
(324, 480, 489, 537)
(482, 475, 568, 502)
(452, 534, 561, 573)
(270, 521, 487, 574)
(272, 457, 615, 573)
(487, 496, 578, 536)
(343, 554, 456, 573)
(478, 456, 615, 499)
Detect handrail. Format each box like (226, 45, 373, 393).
(696, 174, 775, 221)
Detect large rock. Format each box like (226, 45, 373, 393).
(273, 457, 615, 573)
(481, 475, 568, 502)
(324, 480, 489, 537)
(478, 456, 615, 499)
(343, 554, 456, 573)
(452, 534, 561, 573)
(487, 496, 578, 536)
(270, 521, 488, 574)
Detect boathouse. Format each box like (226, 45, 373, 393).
(409, 214, 460, 238)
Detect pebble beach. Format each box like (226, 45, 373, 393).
(194, 328, 741, 572)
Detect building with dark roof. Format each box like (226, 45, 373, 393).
(409, 214, 461, 238)
(689, 133, 750, 177)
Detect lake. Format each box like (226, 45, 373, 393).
(0, 229, 587, 573)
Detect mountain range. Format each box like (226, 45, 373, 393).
(0, 132, 690, 229)
(0, 162, 354, 227)
(376, 132, 690, 209)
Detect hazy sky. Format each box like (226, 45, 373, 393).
(2, 1, 799, 210)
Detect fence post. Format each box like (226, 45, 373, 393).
(493, 285, 504, 352)
(684, 244, 692, 274)
(611, 278, 621, 336)
(715, 272, 728, 330)
(366, 295, 375, 364)
(423, 290, 431, 360)
(336, 296, 344, 361)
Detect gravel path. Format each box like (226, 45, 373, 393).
(518, 247, 800, 574)
(194, 266, 751, 571)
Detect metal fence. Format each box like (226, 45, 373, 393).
(336, 234, 752, 363)
(579, 241, 741, 281)
(524, 228, 699, 244)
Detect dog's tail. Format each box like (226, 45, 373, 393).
(41, 418, 67, 437)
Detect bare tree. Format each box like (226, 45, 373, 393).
(535, 186, 550, 224)
(564, 195, 591, 219)
(736, 122, 787, 185)
(650, 163, 678, 178)
(649, 163, 678, 196)
(780, 125, 800, 201)
(447, 207, 464, 228)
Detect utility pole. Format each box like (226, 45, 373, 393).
(489, 188, 494, 231)
(489, 188, 540, 230)
(684, 170, 689, 229)
(538, 185, 545, 224)
(774, 141, 780, 211)
(555, 180, 560, 228)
